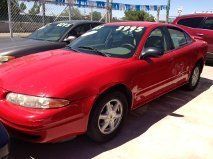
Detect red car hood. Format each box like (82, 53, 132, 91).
(0, 49, 126, 97)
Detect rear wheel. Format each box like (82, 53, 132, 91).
(185, 64, 201, 90)
(87, 92, 128, 142)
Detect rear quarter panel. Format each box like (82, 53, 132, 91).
(190, 39, 208, 71)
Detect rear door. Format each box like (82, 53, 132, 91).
(175, 16, 213, 54)
(176, 17, 204, 29)
(175, 16, 205, 37)
(165, 26, 195, 87)
(200, 17, 213, 53)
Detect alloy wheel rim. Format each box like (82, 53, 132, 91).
(98, 99, 123, 135)
(191, 67, 200, 87)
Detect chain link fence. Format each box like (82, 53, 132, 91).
(0, 0, 169, 37)
(0, 0, 99, 37)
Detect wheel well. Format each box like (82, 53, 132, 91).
(87, 84, 133, 131)
(95, 84, 133, 111)
(196, 58, 204, 72)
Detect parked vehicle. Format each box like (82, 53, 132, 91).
(0, 22, 207, 143)
(0, 20, 102, 63)
(0, 123, 9, 159)
(173, 13, 213, 62)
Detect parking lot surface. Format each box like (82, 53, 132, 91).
(8, 65, 213, 159)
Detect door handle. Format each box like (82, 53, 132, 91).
(197, 33, 204, 37)
(168, 57, 174, 63)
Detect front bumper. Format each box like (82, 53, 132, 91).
(0, 96, 95, 143)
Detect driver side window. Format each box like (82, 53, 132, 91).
(68, 24, 91, 38)
(144, 28, 167, 53)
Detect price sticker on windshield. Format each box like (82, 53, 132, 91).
(115, 26, 144, 33)
(57, 23, 72, 28)
(38, 24, 50, 30)
(135, 27, 144, 32)
(92, 25, 104, 30)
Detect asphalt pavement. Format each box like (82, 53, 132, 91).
(0, 33, 29, 43)
(0, 37, 22, 43)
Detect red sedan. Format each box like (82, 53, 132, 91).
(0, 22, 207, 143)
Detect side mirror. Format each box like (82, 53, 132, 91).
(64, 36, 76, 43)
(140, 47, 163, 59)
(192, 35, 203, 40)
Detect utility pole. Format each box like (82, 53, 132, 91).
(106, 0, 112, 23)
(68, 0, 75, 21)
(90, 4, 93, 21)
(156, 6, 160, 22)
(68, 4, 72, 21)
(7, 0, 13, 38)
(106, 0, 109, 23)
(42, 1, 46, 26)
(109, 0, 112, 22)
(166, 0, 171, 23)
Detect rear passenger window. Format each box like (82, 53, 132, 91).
(168, 28, 188, 49)
(202, 18, 213, 30)
(177, 17, 204, 28)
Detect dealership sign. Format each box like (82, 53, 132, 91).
(21, 0, 167, 11)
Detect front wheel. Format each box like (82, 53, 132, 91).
(185, 64, 201, 91)
(87, 92, 128, 142)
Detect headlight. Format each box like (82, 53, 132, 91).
(6, 93, 70, 109)
(0, 56, 15, 63)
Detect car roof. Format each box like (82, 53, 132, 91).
(176, 13, 213, 19)
(52, 20, 103, 26)
(105, 21, 177, 28)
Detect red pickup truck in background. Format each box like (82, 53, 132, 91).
(173, 13, 213, 63)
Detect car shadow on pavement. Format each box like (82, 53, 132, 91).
(9, 77, 213, 159)
(206, 62, 213, 67)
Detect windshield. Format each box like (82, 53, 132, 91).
(28, 23, 72, 42)
(69, 25, 145, 58)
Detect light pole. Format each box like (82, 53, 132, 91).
(166, 0, 171, 23)
(177, 6, 183, 16)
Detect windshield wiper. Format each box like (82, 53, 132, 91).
(28, 37, 46, 41)
(64, 46, 79, 52)
(78, 46, 110, 57)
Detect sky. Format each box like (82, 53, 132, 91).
(110, 0, 213, 20)
(23, 0, 213, 21)
(76, 0, 213, 20)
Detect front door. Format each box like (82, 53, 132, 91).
(132, 27, 173, 108)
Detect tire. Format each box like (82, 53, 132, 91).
(185, 63, 201, 91)
(87, 91, 128, 142)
